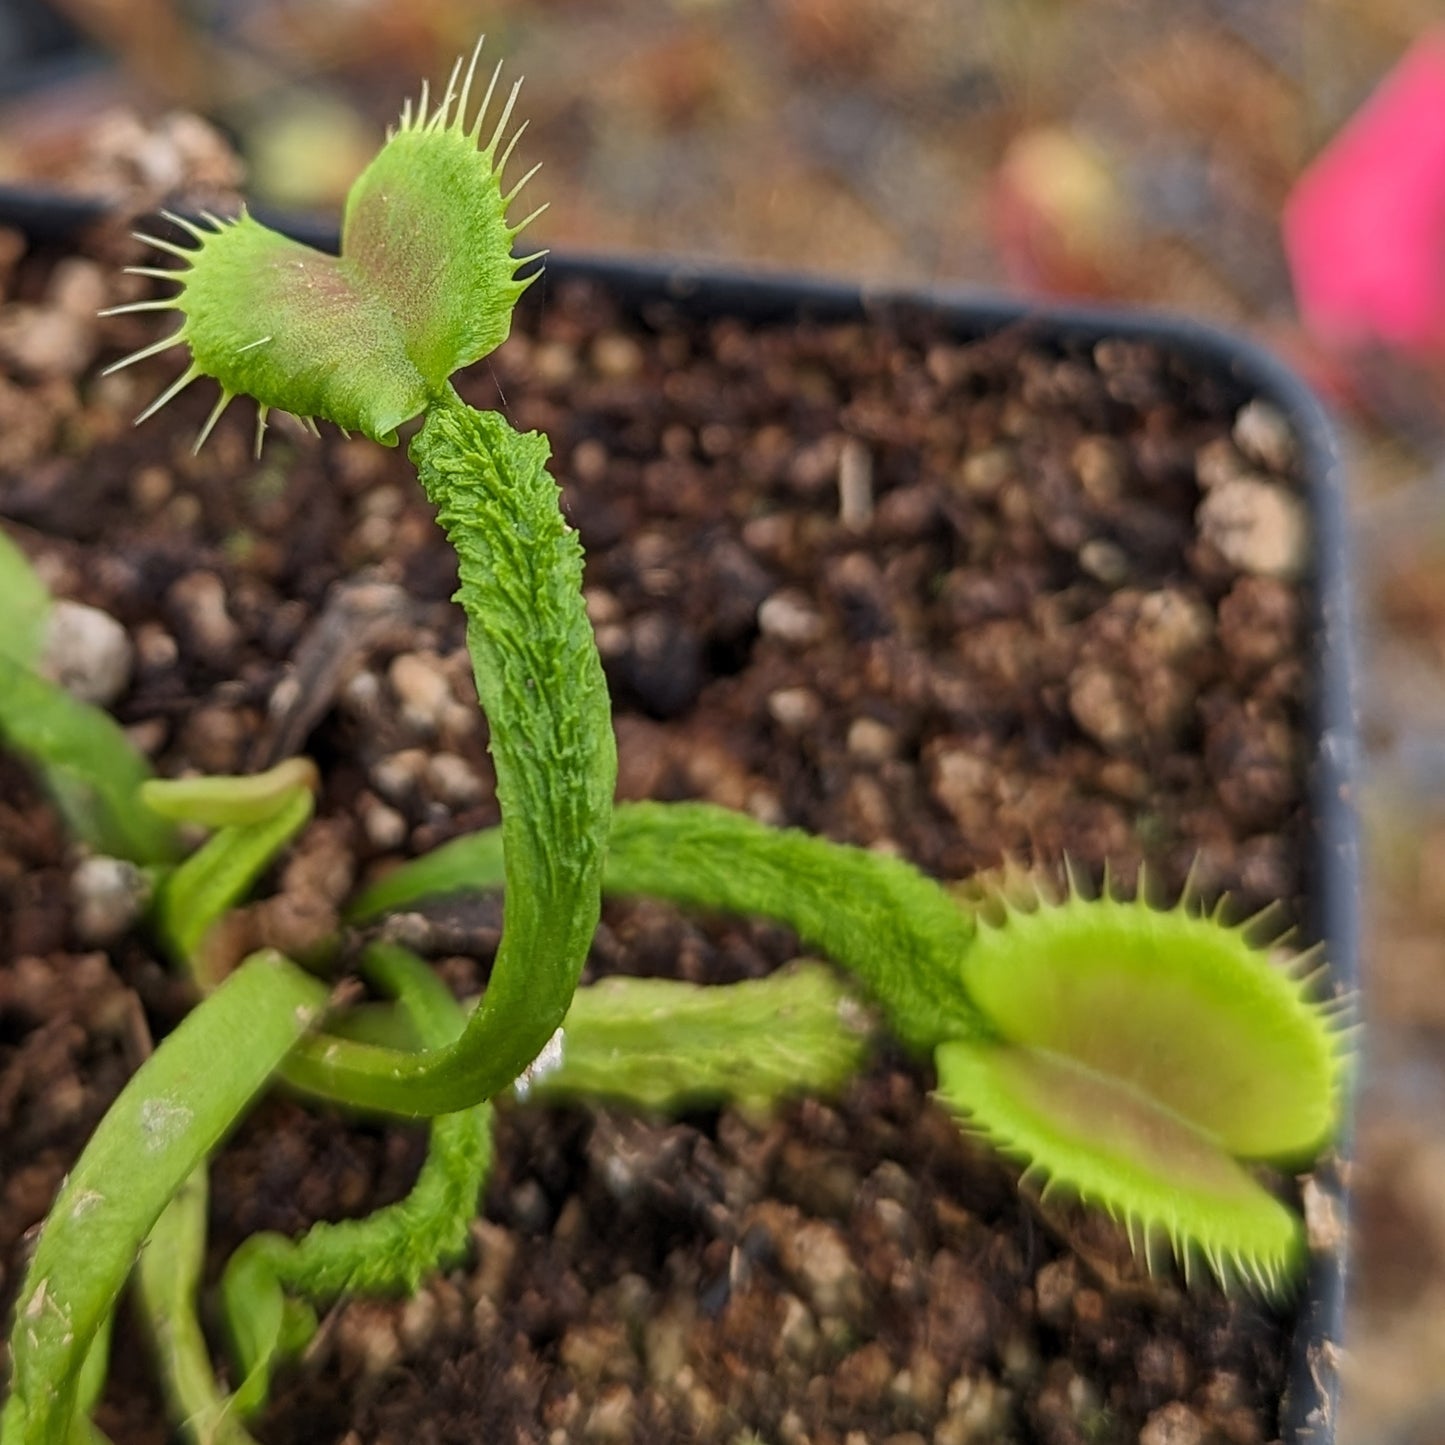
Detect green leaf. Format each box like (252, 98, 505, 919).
(152, 787, 314, 975)
(140, 756, 319, 828)
(0, 528, 52, 669)
(109, 40, 541, 449)
(151, 215, 430, 446)
(136, 1171, 261, 1445)
(527, 962, 874, 1115)
(0, 952, 328, 1445)
(931, 882, 1347, 1294)
(342, 45, 539, 392)
(0, 655, 179, 866)
(347, 821, 504, 922)
(934, 1039, 1305, 1294)
(956, 891, 1342, 1162)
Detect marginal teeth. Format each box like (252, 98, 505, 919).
(469, 59, 505, 144)
(132, 231, 195, 260)
(455, 36, 487, 133)
(486, 77, 523, 157)
(193, 388, 233, 453)
(101, 329, 187, 375)
(97, 299, 177, 317)
(497, 119, 531, 177)
(510, 201, 549, 237)
(158, 209, 213, 241)
(133, 364, 200, 425)
(503, 159, 542, 206)
(431, 53, 464, 130)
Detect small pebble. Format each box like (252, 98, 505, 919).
(578, 1381, 635, 1439)
(768, 686, 822, 732)
(71, 856, 149, 943)
(1071, 435, 1126, 503)
(1068, 664, 1133, 748)
(398, 1290, 439, 1351)
(427, 752, 487, 807)
(1197, 478, 1309, 580)
(361, 794, 408, 851)
(847, 716, 899, 763)
(955, 445, 1013, 498)
(777, 1217, 865, 1319)
(572, 438, 609, 484)
(40, 599, 133, 705)
(1194, 437, 1250, 490)
(49, 258, 108, 317)
(837, 437, 874, 529)
(128, 464, 173, 513)
(333, 1301, 403, 1376)
(833, 1342, 893, 1411)
(778, 1294, 820, 1361)
(758, 590, 825, 645)
(133, 622, 178, 672)
(591, 332, 644, 380)
(937, 1375, 1012, 1445)
(389, 652, 453, 733)
(1034, 1258, 1079, 1329)
(0, 303, 95, 378)
(532, 339, 578, 384)
(168, 571, 241, 663)
(178, 704, 250, 773)
(1078, 538, 1129, 585)
(1232, 399, 1295, 474)
(372, 748, 429, 802)
(583, 587, 622, 625)
(1134, 588, 1213, 662)
(1139, 1401, 1206, 1445)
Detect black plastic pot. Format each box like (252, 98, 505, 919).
(0, 184, 1359, 1445)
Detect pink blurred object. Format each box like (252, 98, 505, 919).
(1285, 29, 1445, 356)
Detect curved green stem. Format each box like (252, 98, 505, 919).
(222, 943, 491, 1416)
(281, 397, 615, 1116)
(0, 952, 328, 1445)
(351, 800, 981, 1054)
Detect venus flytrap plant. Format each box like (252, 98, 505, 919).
(1, 37, 1347, 1445)
(355, 799, 1347, 1293)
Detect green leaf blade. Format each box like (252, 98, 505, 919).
(0, 529, 52, 670)
(934, 1039, 1305, 1295)
(531, 962, 875, 1115)
(0, 655, 179, 866)
(958, 895, 1342, 1163)
(174, 215, 429, 445)
(343, 124, 529, 390)
(0, 952, 327, 1445)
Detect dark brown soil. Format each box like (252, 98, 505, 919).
(1, 235, 1320, 1444)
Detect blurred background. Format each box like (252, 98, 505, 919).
(1, 2, 1442, 1441)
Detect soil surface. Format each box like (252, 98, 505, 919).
(1, 231, 1325, 1443)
